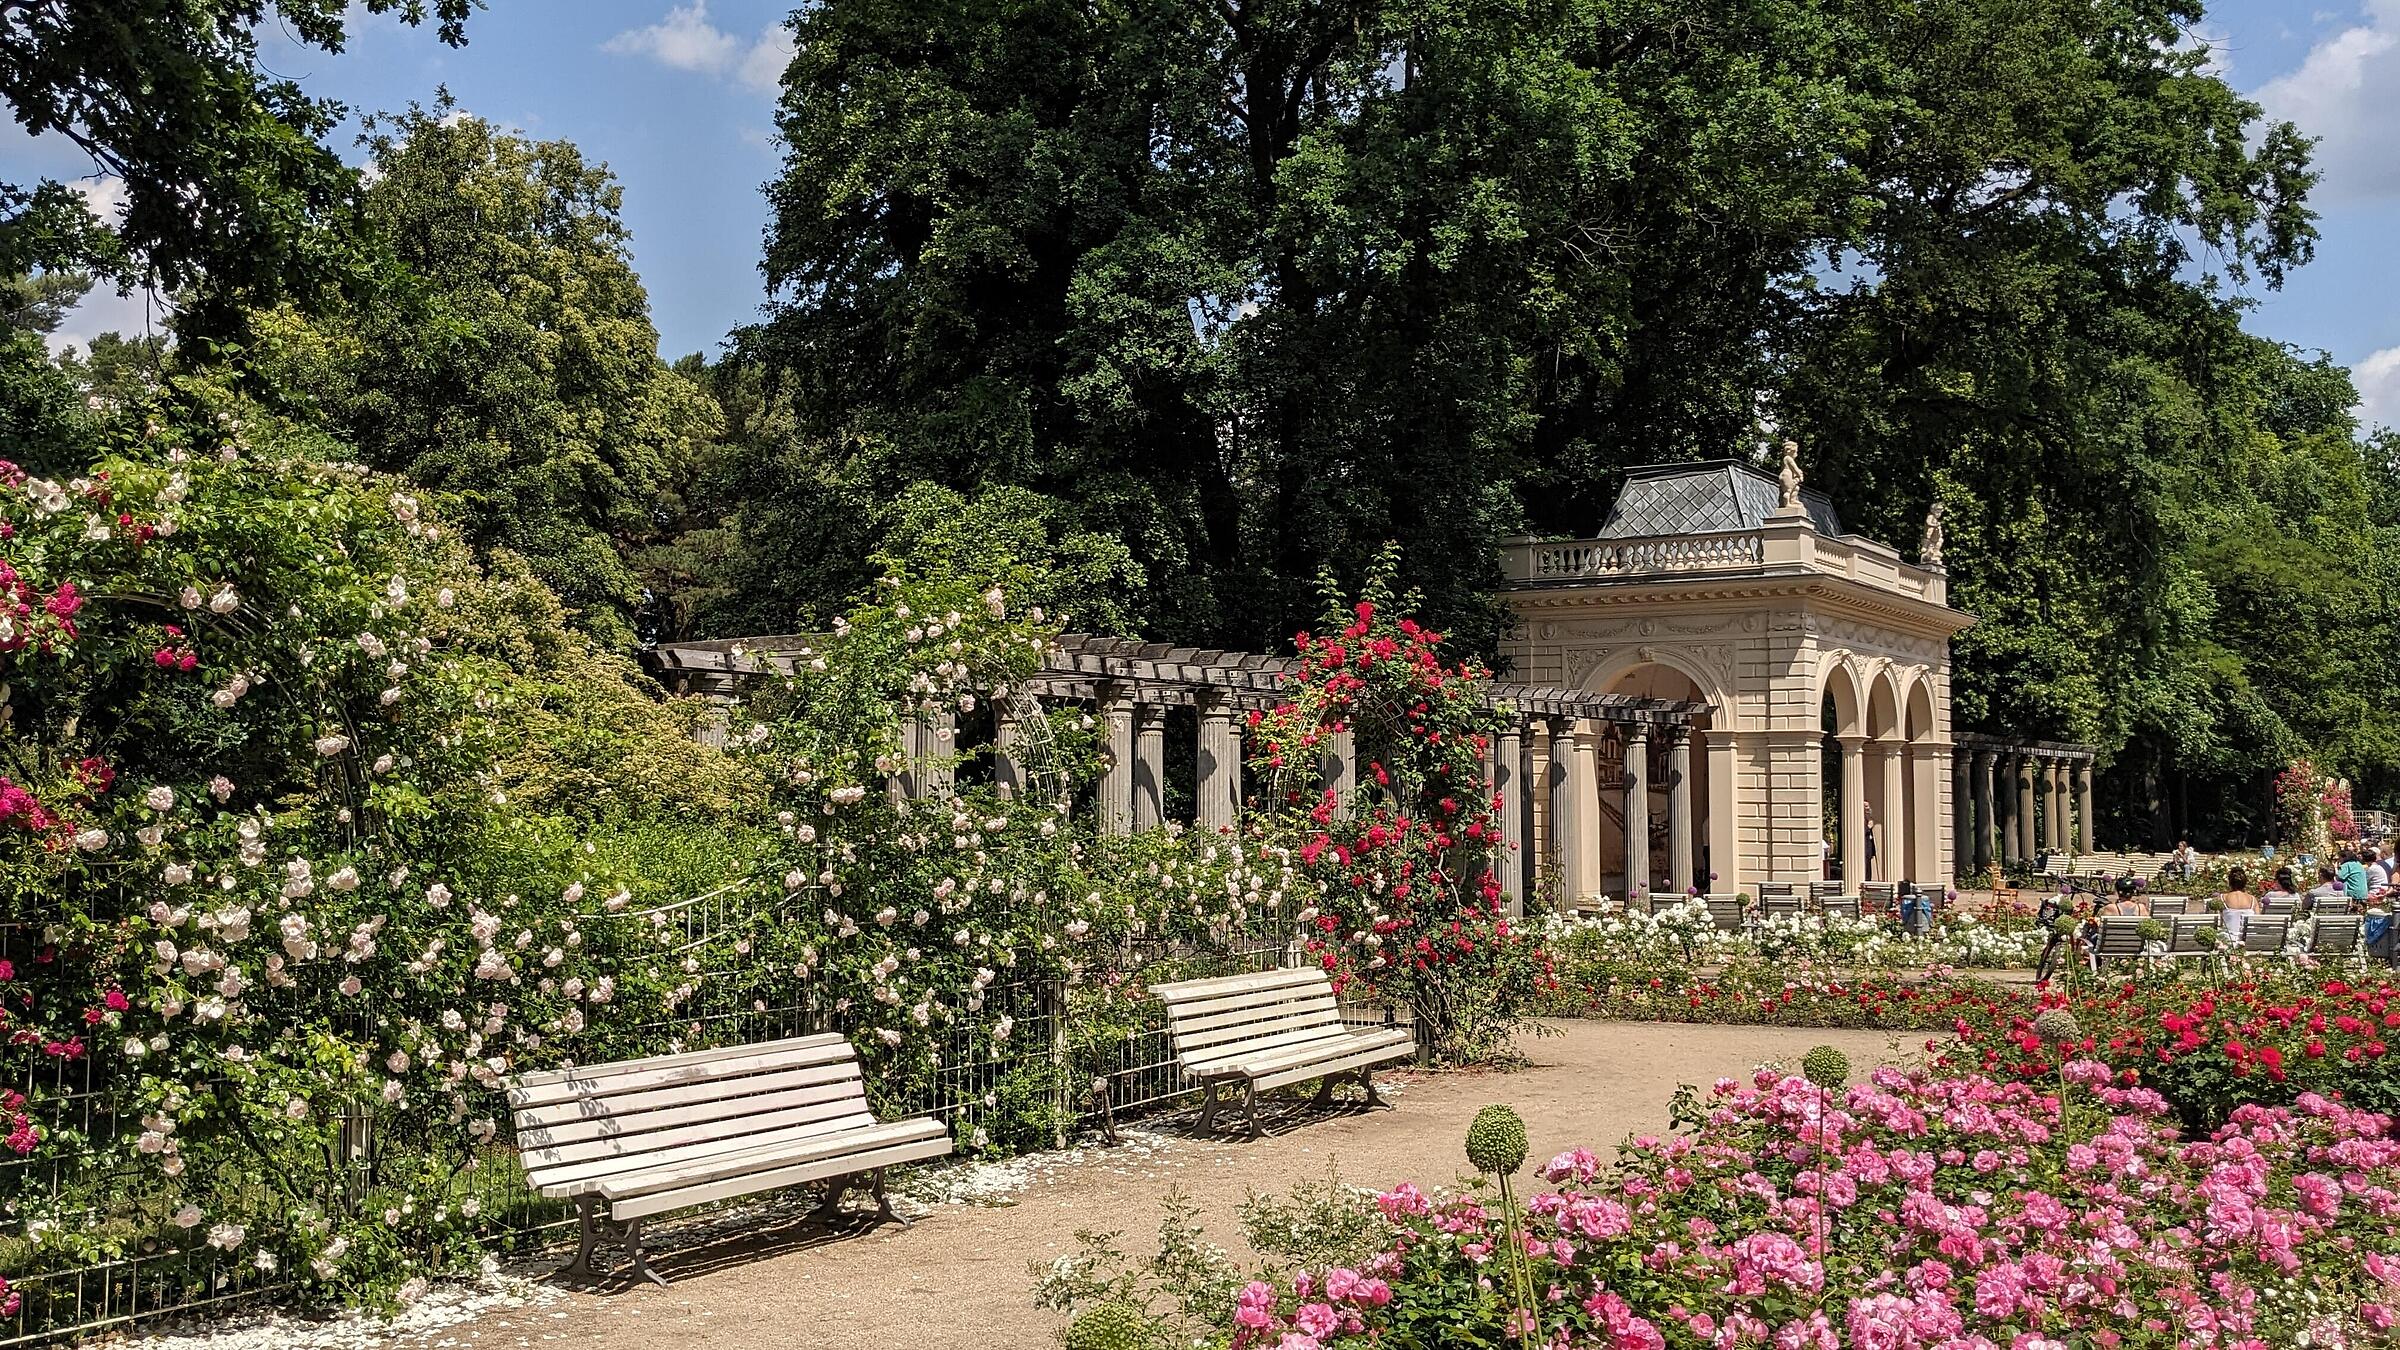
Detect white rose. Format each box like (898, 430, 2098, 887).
(207, 586, 240, 614)
(312, 734, 350, 757)
(145, 786, 174, 811)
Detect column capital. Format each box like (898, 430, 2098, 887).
(1134, 702, 1171, 728)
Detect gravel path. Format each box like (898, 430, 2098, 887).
(141, 1021, 1920, 1350)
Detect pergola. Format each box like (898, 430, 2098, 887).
(647, 633, 1708, 909)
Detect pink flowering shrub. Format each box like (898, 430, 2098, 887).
(1224, 1067, 2400, 1348)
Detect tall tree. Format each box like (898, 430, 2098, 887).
(245, 105, 715, 649)
(1, 0, 479, 322)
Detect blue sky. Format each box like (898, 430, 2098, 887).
(25, 1, 2400, 427)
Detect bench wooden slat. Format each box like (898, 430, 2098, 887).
(508, 1037, 858, 1109)
(1151, 967, 1326, 1005)
(1158, 977, 1338, 1023)
(512, 1033, 851, 1092)
(1170, 1004, 1344, 1053)
(524, 1093, 877, 1173)
(1166, 990, 1341, 1037)
(1179, 1022, 1361, 1071)
(517, 1070, 868, 1146)
(1217, 1026, 1413, 1077)
(608, 1131, 954, 1222)
(513, 1058, 865, 1131)
(533, 1108, 901, 1195)
(1247, 1034, 1417, 1093)
(1183, 1027, 1359, 1076)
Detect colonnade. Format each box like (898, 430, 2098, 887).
(1950, 739, 2096, 872)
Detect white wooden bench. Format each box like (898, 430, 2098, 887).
(1152, 968, 1415, 1138)
(507, 1033, 951, 1285)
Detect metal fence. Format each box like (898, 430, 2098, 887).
(0, 904, 1408, 1344)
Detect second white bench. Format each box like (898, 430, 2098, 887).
(1152, 967, 1415, 1138)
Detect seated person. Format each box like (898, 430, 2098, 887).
(2308, 864, 2351, 914)
(2216, 866, 2258, 941)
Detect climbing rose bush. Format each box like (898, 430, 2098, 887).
(1223, 1067, 2400, 1348)
(1247, 571, 1539, 1062)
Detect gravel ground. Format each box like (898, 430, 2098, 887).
(117, 1020, 1919, 1350)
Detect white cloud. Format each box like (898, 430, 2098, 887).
(738, 25, 796, 93)
(2355, 346, 2400, 432)
(46, 284, 167, 358)
(2254, 1, 2400, 203)
(603, 3, 790, 94)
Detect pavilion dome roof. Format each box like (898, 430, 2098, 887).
(1597, 459, 1844, 539)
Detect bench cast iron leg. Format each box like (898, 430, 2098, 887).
(1311, 1074, 1340, 1109)
(871, 1167, 910, 1227)
(1359, 1067, 1384, 1108)
(1242, 1080, 1261, 1140)
(621, 1217, 667, 1288)
(565, 1194, 601, 1278)
(812, 1177, 852, 1226)
(1195, 1079, 1223, 1134)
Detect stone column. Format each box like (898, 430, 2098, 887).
(1875, 739, 1904, 881)
(2075, 760, 2096, 852)
(1952, 749, 1973, 879)
(1131, 703, 1168, 831)
(1547, 717, 1581, 911)
(1319, 726, 1356, 820)
(1494, 721, 1525, 911)
(1706, 733, 1739, 892)
(1195, 699, 1241, 831)
(1575, 721, 1605, 900)
(923, 708, 957, 798)
(1622, 723, 1651, 902)
(2035, 759, 2054, 850)
(2014, 755, 2037, 863)
(993, 697, 1030, 799)
(1098, 688, 1134, 835)
(2049, 760, 2070, 852)
(1838, 733, 1867, 889)
(1973, 750, 1996, 871)
(1665, 726, 1693, 896)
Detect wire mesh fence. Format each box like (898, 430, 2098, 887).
(0, 899, 1408, 1344)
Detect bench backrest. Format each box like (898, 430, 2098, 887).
(1821, 895, 1860, 921)
(2243, 916, 2292, 953)
(1151, 967, 1346, 1075)
(2262, 895, 2300, 916)
(508, 1033, 876, 1196)
(1760, 894, 1803, 920)
(1704, 897, 1746, 931)
(2164, 915, 2214, 955)
(2311, 916, 2363, 955)
(2147, 895, 2187, 917)
(1860, 882, 1897, 909)
(2093, 916, 2147, 958)
(1756, 882, 1797, 900)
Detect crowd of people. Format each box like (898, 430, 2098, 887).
(2033, 840, 2397, 980)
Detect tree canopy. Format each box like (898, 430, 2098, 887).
(244, 105, 717, 649)
(730, 0, 2382, 835)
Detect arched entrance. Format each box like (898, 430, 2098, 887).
(1602, 665, 1704, 894)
